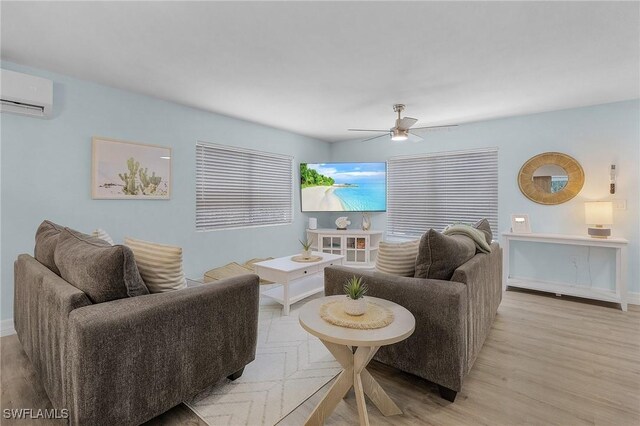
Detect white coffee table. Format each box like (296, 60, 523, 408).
(299, 295, 415, 426)
(254, 252, 344, 315)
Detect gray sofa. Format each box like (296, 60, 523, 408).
(14, 223, 260, 425)
(324, 237, 502, 402)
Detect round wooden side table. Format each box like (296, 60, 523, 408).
(299, 295, 415, 426)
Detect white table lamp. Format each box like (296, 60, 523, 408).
(585, 201, 613, 238)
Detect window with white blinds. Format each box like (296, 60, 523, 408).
(196, 142, 294, 231)
(387, 148, 498, 238)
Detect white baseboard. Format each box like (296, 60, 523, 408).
(1, 319, 16, 337)
(628, 292, 640, 306)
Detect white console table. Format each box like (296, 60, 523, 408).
(502, 232, 628, 311)
(306, 229, 383, 268)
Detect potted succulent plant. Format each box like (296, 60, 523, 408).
(343, 276, 368, 316)
(299, 239, 313, 259)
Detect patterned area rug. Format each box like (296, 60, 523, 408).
(186, 297, 341, 425)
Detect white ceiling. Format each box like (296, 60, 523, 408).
(2, 2, 638, 142)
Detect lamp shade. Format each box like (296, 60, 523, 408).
(584, 201, 613, 225)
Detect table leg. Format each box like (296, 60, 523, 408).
(305, 341, 402, 426)
(283, 279, 290, 316)
(354, 373, 369, 426)
(618, 246, 628, 312)
(353, 346, 402, 423)
(305, 368, 353, 426)
(323, 341, 355, 368)
(502, 237, 509, 291)
(360, 369, 402, 416)
(353, 346, 378, 374)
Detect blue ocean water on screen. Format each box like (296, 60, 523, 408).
(333, 183, 386, 211)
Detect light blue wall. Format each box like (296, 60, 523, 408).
(2, 63, 638, 323)
(323, 100, 640, 294)
(0, 62, 331, 321)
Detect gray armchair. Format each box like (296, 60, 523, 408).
(324, 242, 502, 401)
(14, 254, 259, 426)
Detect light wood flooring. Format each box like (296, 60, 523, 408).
(2, 289, 639, 425)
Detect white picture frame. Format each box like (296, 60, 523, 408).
(92, 137, 171, 200)
(511, 214, 532, 233)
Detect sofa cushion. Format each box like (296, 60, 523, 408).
(54, 228, 149, 303)
(242, 258, 275, 284)
(204, 262, 253, 283)
(34, 220, 65, 275)
(124, 237, 187, 293)
(414, 229, 476, 280)
(375, 240, 420, 277)
(92, 228, 114, 245)
(473, 218, 493, 245)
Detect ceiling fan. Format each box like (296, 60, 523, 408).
(348, 104, 457, 142)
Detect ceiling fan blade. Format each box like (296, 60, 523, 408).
(348, 129, 391, 133)
(397, 117, 418, 130)
(361, 133, 391, 142)
(407, 132, 425, 142)
(410, 124, 459, 131)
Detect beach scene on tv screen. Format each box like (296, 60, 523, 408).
(301, 162, 386, 212)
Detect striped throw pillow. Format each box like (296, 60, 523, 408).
(92, 228, 114, 245)
(124, 237, 187, 293)
(375, 240, 420, 277)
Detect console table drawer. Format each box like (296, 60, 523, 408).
(321, 259, 343, 269)
(289, 265, 319, 281)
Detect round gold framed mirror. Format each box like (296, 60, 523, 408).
(518, 152, 584, 205)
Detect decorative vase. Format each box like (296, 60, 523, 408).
(302, 249, 312, 259)
(361, 213, 371, 231)
(344, 297, 367, 316)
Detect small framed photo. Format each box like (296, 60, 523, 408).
(511, 214, 531, 233)
(92, 137, 171, 199)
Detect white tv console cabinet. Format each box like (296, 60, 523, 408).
(306, 228, 383, 268)
(502, 232, 629, 311)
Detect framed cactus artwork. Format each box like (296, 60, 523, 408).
(92, 137, 171, 199)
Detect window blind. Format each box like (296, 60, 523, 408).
(196, 142, 294, 231)
(387, 148, 498, 238)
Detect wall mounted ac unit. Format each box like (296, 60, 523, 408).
(0, 69, 53, 118)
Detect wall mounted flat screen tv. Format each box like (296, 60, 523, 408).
(300, 162, 386, 212)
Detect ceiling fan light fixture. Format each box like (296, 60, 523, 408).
(391, 128, 408, 141)
(348, 104, 457, 143)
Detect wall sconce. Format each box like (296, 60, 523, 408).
(610, 164, 616, 194)
(585, 201, 613, 238)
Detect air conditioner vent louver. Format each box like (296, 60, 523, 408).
(1, 99, 46, 117)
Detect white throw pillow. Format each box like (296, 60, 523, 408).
(92, 228, 114, 245)
(124, 237, 187, 293)
(375, 240, 420, 277)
